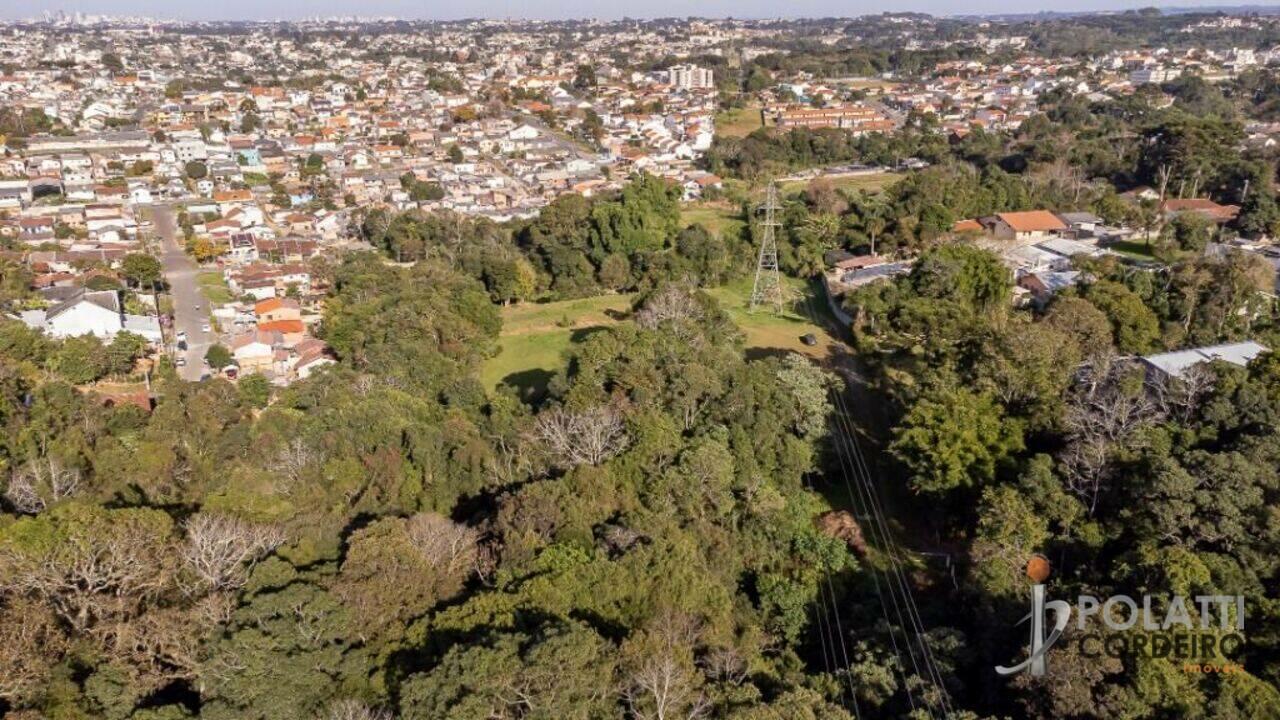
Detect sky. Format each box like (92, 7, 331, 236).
(7, 0, 1269, 22)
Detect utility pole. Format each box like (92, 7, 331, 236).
(750, 182, 784, 313)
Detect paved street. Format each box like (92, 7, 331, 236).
(154, 206, 214, 381)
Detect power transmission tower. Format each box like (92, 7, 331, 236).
(750, 182, 784, 313)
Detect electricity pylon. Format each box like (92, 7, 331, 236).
(749, 182, 783, 313)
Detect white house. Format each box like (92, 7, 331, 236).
(17, 288, 161, 343)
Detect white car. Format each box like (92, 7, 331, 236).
(201, 323, 211, 333)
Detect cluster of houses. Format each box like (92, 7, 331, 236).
(824, 194, 1260, 315)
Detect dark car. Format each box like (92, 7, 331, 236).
(177, 340, 188, 351)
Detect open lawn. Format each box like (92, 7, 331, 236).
(482, 277, 845, 400)
(779, 172, 903, 196)
(705, 276, 841, 360)
(482, 294, 634, 400)
(196, 271, 235, 305)
(714, 106, 766, 138)
(680, 203, 746, 239)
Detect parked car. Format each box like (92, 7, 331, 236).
(176, 356, 186, 367)
(201, 323, 211, 333)
(801, 333, 818, 347)
(177, 340, 188, 351)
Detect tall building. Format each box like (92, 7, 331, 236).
(668, 64, 714, 90)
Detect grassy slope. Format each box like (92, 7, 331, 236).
(680, 203, 746, 239)
(481, 277, 841, 398)
(714, 105, 766, 138)
(779, 172, 904, 196)
(481, 294, 633, 398)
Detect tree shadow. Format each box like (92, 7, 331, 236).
(500, 368, 555, 404)
(744, 346, 797, 363)
(568, 325, 610, 343)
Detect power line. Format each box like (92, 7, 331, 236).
(832, 388, 953, 717)
(794, 279, 952, 718)
(804, 475, 863, 720)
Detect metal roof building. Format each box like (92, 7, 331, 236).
(1141, 341, 1270, 379)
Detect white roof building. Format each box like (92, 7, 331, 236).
(1141, 341, 1269, 379)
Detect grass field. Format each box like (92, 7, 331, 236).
(1106, 239, 1159, 261)
(705, 276, 840, 360)
(779, 172, 904, 196)
(196, 271, 235, 305)
(481, 278, 843, 400)
(680, 203, 746, 239)
(714, 106, 766, 138)
(481, 294, 634, 400)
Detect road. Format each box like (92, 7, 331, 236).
(154, 206, 214, 381)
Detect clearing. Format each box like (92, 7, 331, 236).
(779, 172, 903, 196)
(197, 271, 235, 305)
(680, 203, 746, 239)
(481, 294, 633, 400)
(482, 277, 843, 401)
(714, 105, 766, 138)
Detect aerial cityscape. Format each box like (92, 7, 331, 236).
(1, 7, 1279, 720)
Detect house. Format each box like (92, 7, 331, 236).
(257, 319, 305, 347)
(230, 330, 276, 371)
(1056, 212, 1105, 237)
(988, 211, 1068, 241)
(292, 338, 335, 379)
(1017, 270, 1081, 307)
(254, 297, 302, 323)
(1161, 198, 1240, 224)
(17, 287, 161, 342)
(20, 216, 56, 236)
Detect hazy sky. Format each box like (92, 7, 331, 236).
(7, 0, 1266, 22)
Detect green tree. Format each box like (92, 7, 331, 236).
(184, 161, 208, 180)
(205, 343, 233, 369)
(890, 385, 1025, 495)
(121, 253, 162, 287)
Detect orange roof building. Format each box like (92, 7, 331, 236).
(257, 319, 305, 335)
(995, 211, 1067, 234)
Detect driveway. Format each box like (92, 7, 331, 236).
(154, 206, 215, 381)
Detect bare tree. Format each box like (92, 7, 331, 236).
(621, 610, 710, 720)
(4, 457, 81, 514)
(1152, 363, 1216, 423)
(1060, 437, 1112, 516)
(0, 517, 175, 631)
(1060, 354, 1166, 515)
(533, 405, 630, 468)
(268, 437, 320, 496)
(325, 699, 393, 720)
(403, 512, 480, 576)
(1063, 354, 1165, 445)
(635, 285, 706, 342)
(180, 513, 286, 592)
(0, 598, 67, 704)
